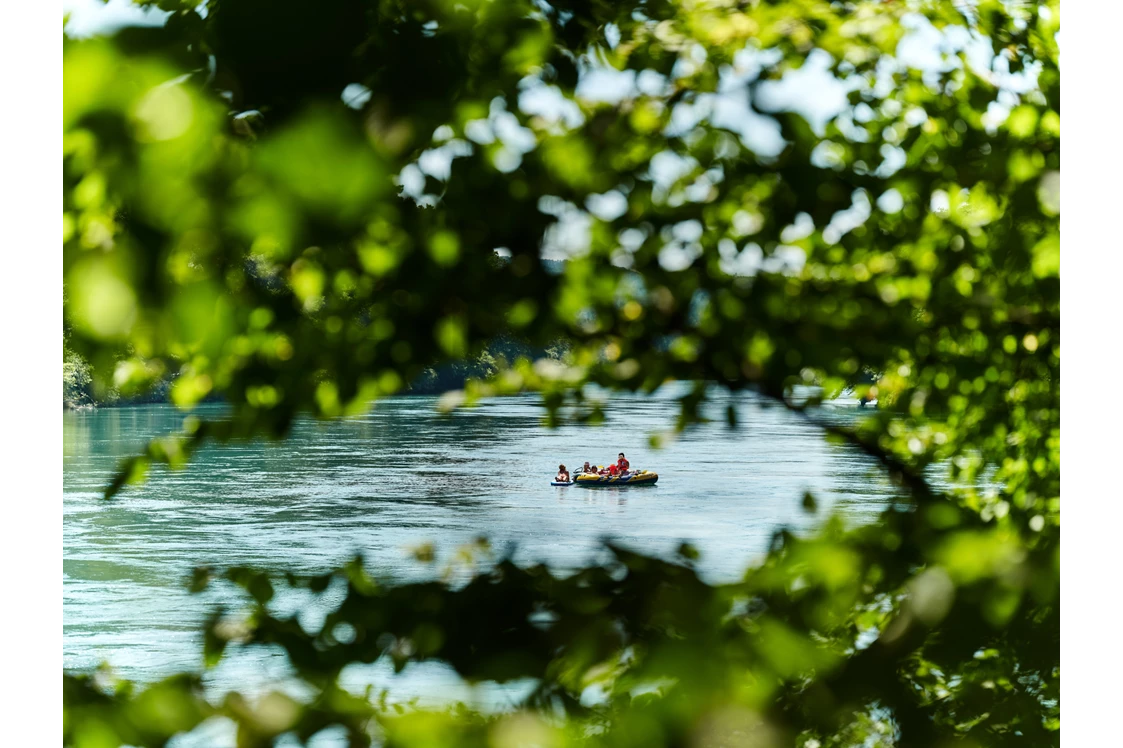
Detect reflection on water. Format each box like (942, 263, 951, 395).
(63, 386, 896, 701)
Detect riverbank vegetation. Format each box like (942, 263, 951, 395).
(64, 335, 563, 406)
(63, 0, 1059, 746)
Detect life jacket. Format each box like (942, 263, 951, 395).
(617, 458, 630, 471)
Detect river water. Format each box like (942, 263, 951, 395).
(63, 385, 896, 709)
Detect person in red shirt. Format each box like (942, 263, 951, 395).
(606, 451, 633, 473)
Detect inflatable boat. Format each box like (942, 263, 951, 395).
(574, 470, 658, 487)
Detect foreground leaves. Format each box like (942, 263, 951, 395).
(67, 505, 1058, 747)
(63, 0, 1059, 745)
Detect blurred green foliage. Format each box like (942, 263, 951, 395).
(63, 0, 1059, 746)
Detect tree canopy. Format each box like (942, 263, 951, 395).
(63, 0, 1059, 746)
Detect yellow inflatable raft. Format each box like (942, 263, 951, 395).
(574, 470, 658, 487)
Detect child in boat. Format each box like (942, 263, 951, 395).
(579, 461, 595, 475)
(615, 453, 631, 476)
(556, 464, 570, 483)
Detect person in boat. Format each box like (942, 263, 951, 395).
(556, 464, 570, 483)
(615, 452, 631, 476)
(579, 461, 595, 475)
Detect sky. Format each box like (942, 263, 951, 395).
(62, 0, 168, 37)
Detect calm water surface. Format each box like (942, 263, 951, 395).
(63, 387, 896, 709)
